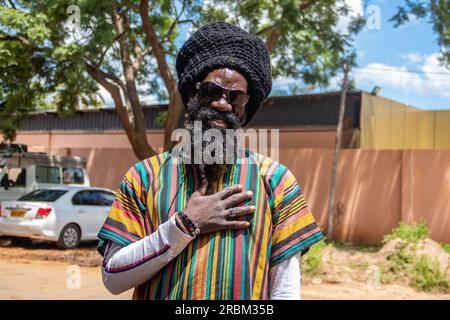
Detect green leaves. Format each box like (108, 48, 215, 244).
(0, 6, 51, 46)
(5, 0, 443, 146)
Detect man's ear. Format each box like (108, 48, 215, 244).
(188, 86, 197, 99)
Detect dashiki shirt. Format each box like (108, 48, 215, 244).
(97, 149, 323, 300)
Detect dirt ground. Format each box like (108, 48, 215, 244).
(0, 237, 448, 300)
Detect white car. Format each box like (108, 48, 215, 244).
(0, 186, 115, 249)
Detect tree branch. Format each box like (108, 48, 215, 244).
(265, 29, 280, 53)
(120, 0, 140, 12)
(7, 0, 16, 9)
(0, 33, 50, 52)
(85, 61, 134, 134)
(163, 0, 187, 43)
(256, 25, 275, 36)
(139, 0, 177, 94)
(299, 0, 315, 11)
(132, 45, 150, 75)
(112, 1, 149, 136)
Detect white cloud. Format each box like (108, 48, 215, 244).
(353, 53, 450, 99)
(98, 85, 114, 107)
(402, 52, 425, 64)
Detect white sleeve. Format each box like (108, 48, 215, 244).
(268, 253, 302, 300)
(101, 215, 194, 295)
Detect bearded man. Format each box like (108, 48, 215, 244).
(97, 21, 323, 300)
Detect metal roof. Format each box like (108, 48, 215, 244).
(9, 92, 362, 132)
(0, 150, 86, 168)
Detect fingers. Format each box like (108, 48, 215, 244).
(222, 190, 253, 208)
(191, 180, 208, 198)
(216, 184, 242, 200)
(225, 206, 256, 219)
(225, 220, 252, 230)
(199, 180, 208, 196)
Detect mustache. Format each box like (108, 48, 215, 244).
(186, 96, 243, 129)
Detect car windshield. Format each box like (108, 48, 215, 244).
(18, 189, 67, 202)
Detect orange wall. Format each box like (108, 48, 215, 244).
(9, 131, 450, 245)
(280, 149, 403, 244)
(13, 129, 336, 150)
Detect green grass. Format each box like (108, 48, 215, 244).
(411, 255, 449, 293)
(333, 242, 379, 252)
(302, 240, 328, 274)
(389, 243, 413, 273)
(381, 222, 450, 293)
(347, 260, 369, 271)
(383, 221, 429, 244)
(440, 243, 450, 254)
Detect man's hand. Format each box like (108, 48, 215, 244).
(183, 182, 255, 234)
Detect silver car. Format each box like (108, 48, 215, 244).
(0, 186, 115, 249)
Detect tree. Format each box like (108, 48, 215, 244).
(389, 0, 449, 67)
(1, 0, 363, 160)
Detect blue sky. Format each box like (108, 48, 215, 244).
(271, 0, 450, 110)
(336, 0, 449, 110)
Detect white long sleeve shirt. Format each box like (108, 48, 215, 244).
(101, 214, 301, 299)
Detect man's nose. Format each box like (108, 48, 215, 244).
(210, 96, 233, 113)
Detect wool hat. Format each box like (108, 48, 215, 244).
(176, 21, 272, 125)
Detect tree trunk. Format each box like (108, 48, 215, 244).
(86, 62, 157, 160)
(164, 91, 185, 150)
(111, 2, 156, 160)
(139, 0, 185, 151)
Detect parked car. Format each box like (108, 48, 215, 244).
(0, 186, 115, 249)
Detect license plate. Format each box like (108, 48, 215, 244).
(11, 210, 26, 218)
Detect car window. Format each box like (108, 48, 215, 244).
(36, 166, 60, 184)
(9, 168, 26, 186)
(98, 191, 115, 206)
(72, 190, 112, 206)
(62, 167, 84, 184)
(72, 191, 96, 205)
(0, 167, 26, 187)
(18, 189, 67, 202)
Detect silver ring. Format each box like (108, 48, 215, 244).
(229, 209, 237, 218)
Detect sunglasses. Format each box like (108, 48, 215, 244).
(195, 81, 249, 106)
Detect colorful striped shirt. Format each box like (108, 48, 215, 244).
(97, 149, 323, 299)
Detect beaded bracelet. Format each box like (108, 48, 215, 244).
(177, 211, 200, 237)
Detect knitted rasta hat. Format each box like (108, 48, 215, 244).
(176, 21, 272, 125)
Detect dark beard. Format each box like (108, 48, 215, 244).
(184, 95, 244, 190)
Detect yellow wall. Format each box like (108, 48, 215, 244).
(360, 92, 450, 149)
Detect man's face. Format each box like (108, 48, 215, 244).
(200, 68, 248, 126)
(184, 68, 248, 175)
(186, 68, 249, 130)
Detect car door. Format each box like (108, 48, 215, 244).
(95, 191, 115, 234)
(72, 190, 103, 240)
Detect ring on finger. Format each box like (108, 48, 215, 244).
(228, 208, 237, 218)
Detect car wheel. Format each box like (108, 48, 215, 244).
(10, 237, 32, 247)
(57, 224, 81, 249)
